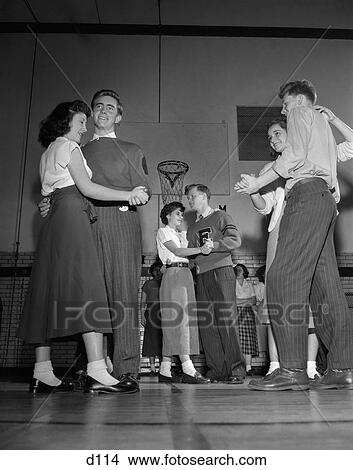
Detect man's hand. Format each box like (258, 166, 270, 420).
(38, 197, 51, 218)
(129, 186, 150, 206)
(234, 174, 260, 195)
(315, 105, 336, 122)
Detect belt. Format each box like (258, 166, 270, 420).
(166, 262, 189, 268)
(92, 200, 137, 211)
(286, 178, 334, 200)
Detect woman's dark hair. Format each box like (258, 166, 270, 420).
(38, 100, 91, 148)
(149, 262, 161, 277)
(234, 263, 249, 279)
(255, 265, 266, 284)
(160, 202, 185, 225)
(267, 117, 287, 159)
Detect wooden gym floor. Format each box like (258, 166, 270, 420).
(0, 376, 353, 450)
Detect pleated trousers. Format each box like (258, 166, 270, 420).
(92, 206, 142, 376)
(267, 178, 353, 369)
(197, 266, 245, 380)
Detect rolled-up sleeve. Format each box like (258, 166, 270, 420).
(273, 107, 312, 179)
(255, 191, 276, 215)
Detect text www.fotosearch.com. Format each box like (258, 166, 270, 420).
(127, 453, 267, 466)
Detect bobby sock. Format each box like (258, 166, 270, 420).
(307, 361, 319, 379)
(87, 359, 118, 386)
(105, 356, 113, 374)
(33, 360, 61, 386)
(266, 361, 280, 375)
(181, 359, 197, 377)
(159, 361, 172, 377)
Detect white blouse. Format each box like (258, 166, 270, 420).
(40, 137, 92, 196)
(236, 279, 256, 299)
(156, 226, 189, 264)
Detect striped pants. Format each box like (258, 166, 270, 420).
(92, 206, 142, 376)
(267, 178, 353, 369)
(197, 266, 245, 380)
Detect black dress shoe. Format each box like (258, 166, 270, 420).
(310, 369, 353, 390)
(29, 377, 74, 394)
(248, 367, 309, 391)
(227, 375, 245, 384)
(158, 372, 182, 383)
(116, 373, 140, 393)
(84, 375, 137, 394)
(181, 371, 210, 384)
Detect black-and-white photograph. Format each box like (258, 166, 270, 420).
(1, 1, 353, 468)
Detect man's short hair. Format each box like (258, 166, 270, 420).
(184, 184, 211, 201)
(91, 89, 123, 116)
(278, 80, 317, 104)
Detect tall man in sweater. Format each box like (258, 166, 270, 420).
(185, 184, 246, 383)
(235, 80, 353, 391)
(83, 89, 150, 391)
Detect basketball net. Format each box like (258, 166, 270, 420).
(157, 160, 189, 205)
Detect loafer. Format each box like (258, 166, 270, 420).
(116, 373, 140, 393)
(248, 367, 309, 391)
(227, 375, 245, 384)
(29, 377, 74, 394)
(310, 369, 353, 390)
(84, 376, 138, 394)
(181, 371, 210, 384)
(158, 372, 182, 383)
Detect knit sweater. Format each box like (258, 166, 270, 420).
(187, 210, 241, 274)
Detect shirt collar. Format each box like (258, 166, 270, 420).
(91, 131, 116, 141)
(196, 206, 214, 221)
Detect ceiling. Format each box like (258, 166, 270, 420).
(0, 0, 352, 34)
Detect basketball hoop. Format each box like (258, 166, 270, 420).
(157, 160, 189, 205)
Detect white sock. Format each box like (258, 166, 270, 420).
(105, 356, 113, 374)
(33, 360, 61, 386)
(159, 361, 172, 377)
(266, 361, 280, 375)
(181, 359, 197, 376)
(87, 359, 118, 386)
(307, 361, 319, 379)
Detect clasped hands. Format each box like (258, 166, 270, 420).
(201, 240, 213, 255)
(129, 186, 150, 206)
(234, 173, 260, 195)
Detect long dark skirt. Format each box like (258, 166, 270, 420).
(18, 186, 112, 344)
(142, 304, 163, 357)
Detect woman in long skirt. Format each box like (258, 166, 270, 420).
(18, 100, 149, 394)
(156, 202, 211, 384)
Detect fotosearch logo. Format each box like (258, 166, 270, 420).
(50, 300, 331, 331)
